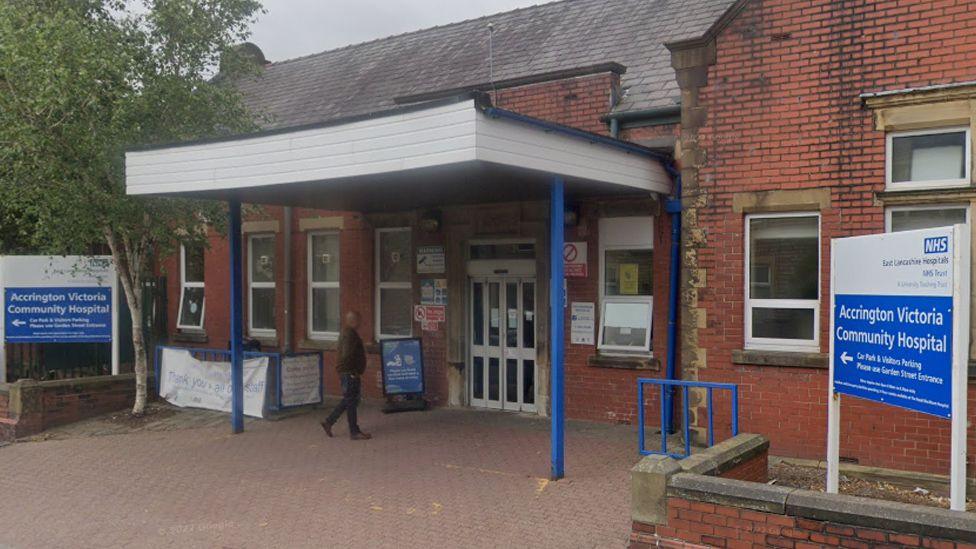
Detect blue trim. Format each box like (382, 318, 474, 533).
(228, 200, 245, 433)
(550, 178, 566, 480)
(482, 106, 669, 161)
(637, 378, 739, 458)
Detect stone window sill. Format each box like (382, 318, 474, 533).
(173, 330, 208, 344)
(300, 339, 338, 352)
(588, 353, 659, 371)
(732, 349, 827, 369)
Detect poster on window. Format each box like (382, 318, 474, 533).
(159, 348, 268, 418)
(619, 263, 640, 295)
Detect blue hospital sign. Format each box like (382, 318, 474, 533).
(4, 287, 112, 343)
(831, 226, 963, 419)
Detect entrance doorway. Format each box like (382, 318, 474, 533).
(469, 277, 537, 412)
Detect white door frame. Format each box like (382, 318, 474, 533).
(469, 275, 537, 412)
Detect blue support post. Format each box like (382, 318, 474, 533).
(550, 177, 565, 480)
(228, 200, 245, 433)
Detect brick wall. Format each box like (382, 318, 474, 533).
(636, 497, 976, 549)
(679, 0, 976, 475)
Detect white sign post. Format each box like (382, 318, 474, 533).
(828, 225, 969, 510)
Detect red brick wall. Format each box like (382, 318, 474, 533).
(562, 208, 672, 424)
(717, 450, 768, 483)
(39, 377, 136, 430)
(491, 72, 618, 134)
(691, 0, 976, 474)
(632, 498, 976, 549)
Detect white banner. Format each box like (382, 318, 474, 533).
(159, 348, 268, 418)
(280, 354, 321, 407)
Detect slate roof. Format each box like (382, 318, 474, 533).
(237, 0, 736, 130)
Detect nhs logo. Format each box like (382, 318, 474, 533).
(924, 236, 949, 254)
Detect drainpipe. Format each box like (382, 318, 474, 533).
(282, 206, 293, 354)
(663, 165, 682, 434)
(609, 109, 681, 432)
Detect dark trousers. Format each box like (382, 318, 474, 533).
(326, 374, 362, 433)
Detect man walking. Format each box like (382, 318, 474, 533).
(321, 311, 372, 440)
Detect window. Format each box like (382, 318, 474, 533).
(308, 232, 340, 339)
(248, 234, 276, 336)
(886, 127, 970, 190)
(598, 217, 653, 353)
(885, 204, 970, 233)
(375, 228, 412, 339)
(177, 244, 205, 330)
(745, 213, 820, 351)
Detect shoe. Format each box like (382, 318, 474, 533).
(350, 431, 372, 440)
(320, 421, 334, 438)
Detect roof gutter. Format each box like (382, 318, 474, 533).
(602, 105, 682, 128)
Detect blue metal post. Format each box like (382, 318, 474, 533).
(664, 171, 682, 435)
(550, 177, 565, 480)
(228, 200, 245, 433)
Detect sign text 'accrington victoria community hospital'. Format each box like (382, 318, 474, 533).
(5, 287, 112, 342)
(832, 228, 961, 418)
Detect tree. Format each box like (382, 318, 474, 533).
(0, 0, 263, 414)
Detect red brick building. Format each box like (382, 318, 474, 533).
(144, 0, 976, 480)
(671, 0, 976, 477)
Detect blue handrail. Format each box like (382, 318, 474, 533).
(637, 378, 739, 458)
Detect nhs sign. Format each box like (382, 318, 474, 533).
(925, 236, 950, 254)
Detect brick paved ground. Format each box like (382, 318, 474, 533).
(0, 403, 636, 548)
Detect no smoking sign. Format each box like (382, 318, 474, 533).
(563, 242, 587, 278)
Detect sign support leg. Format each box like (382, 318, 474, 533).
(950, 223, 970, 511)
(228, 200, 245, 434)
(550, 177, 565, 480)
(826, 392, 840, 493)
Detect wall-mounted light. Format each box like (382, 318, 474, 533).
(563, 206, 580, 227)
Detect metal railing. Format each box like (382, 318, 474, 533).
(153, 345, 322, 412)
(637, 378, 739, 458)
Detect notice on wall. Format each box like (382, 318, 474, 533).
(159, 348, 268, 418)
(280, 354, 322, 407)
(563, 242, 588, 278)
(420, 278, 448, 305)
(620, 264, 640, 295)
(414, 304, 446, 332)
(5, 287, 112, 343)
(416, 245, 445, 274)
(381, 338, 424, 395)
(571, 302, 596, 345)
(831, 227, 967, 418)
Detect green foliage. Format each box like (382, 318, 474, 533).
(0, 0, 263, 258)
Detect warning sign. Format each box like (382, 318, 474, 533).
(564, 242, 587, 278)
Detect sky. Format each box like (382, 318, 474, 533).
(249, 0, 558, 62)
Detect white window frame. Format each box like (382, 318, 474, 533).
(885, 126, 971, 191)
(176, 244, 205, 331)
(597, 217, 654, 355)
(744, 212, 821, 352)
(247, 233, 276, 337)
(375, 227, 413, 340)
(884, 203, 971, 233)
(307, 231, 340, 341)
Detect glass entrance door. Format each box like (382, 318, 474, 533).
(470, 277, 536, 412)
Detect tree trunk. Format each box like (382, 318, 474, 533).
(103, 227, 149, 416)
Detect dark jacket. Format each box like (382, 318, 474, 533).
(336, 327, 366, 376)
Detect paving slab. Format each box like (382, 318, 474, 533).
(0, 403, 637, 548)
